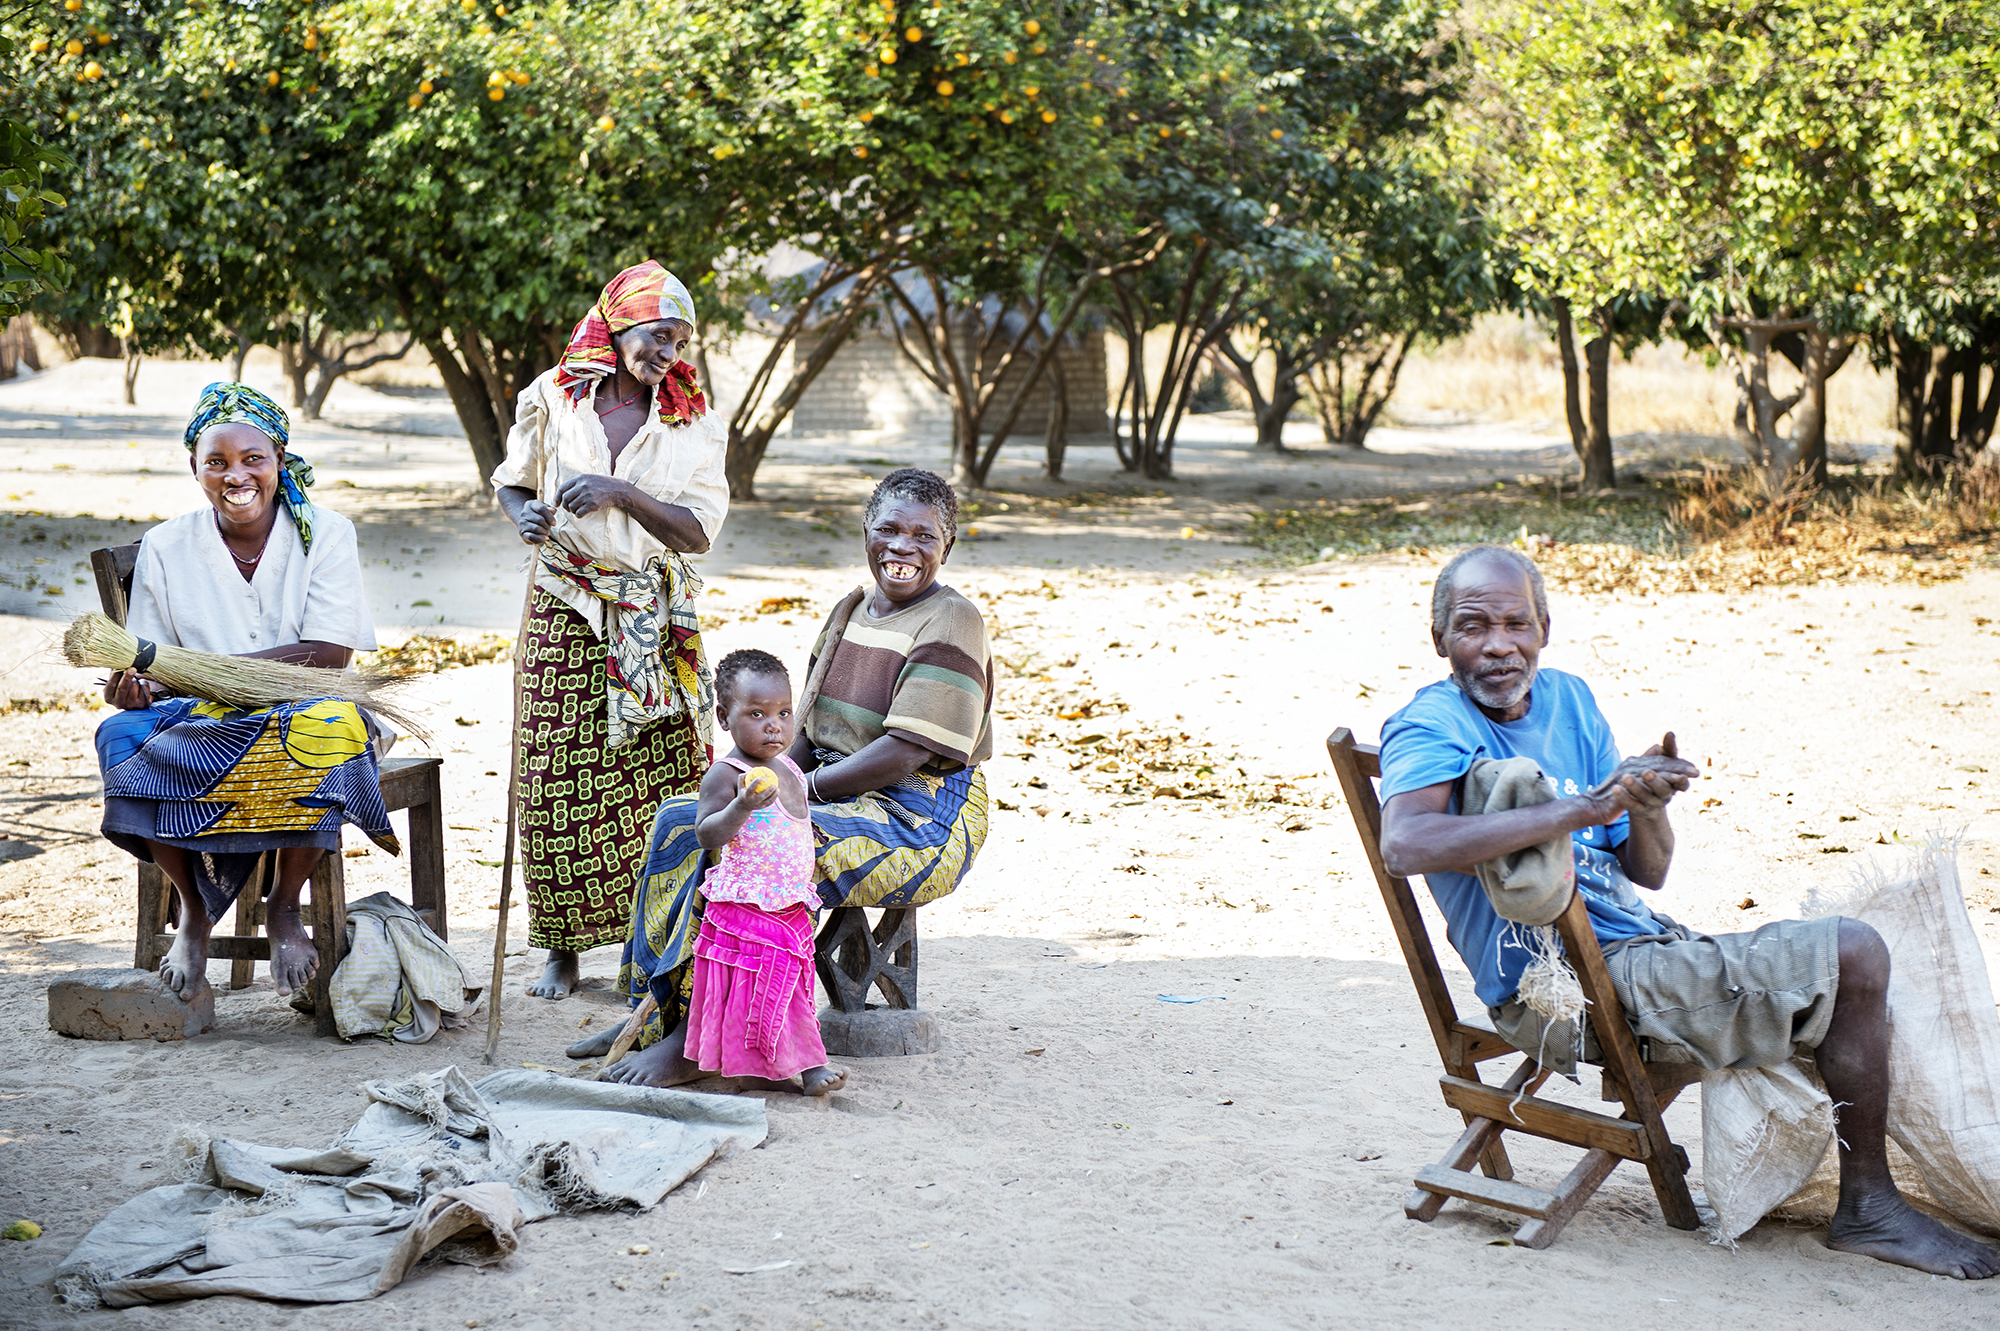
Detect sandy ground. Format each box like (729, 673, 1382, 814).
(2, 359, 2000, 1329)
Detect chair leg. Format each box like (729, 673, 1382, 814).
(135, 863, 170, 971)
(230, 852, 271, 990)
(406, 765, 448, 939)
(1511, 1148, 1621, 1249)
(308, 852, 348, 1038)
(1407, 1060, 1547, 1221)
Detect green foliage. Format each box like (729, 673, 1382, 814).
(1461, 0, 2000, 327)
(0, 33, 71, 321)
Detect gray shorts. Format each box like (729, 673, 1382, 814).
(1491, 915, 1843, 1076)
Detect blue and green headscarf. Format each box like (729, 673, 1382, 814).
(183, 381, 317, 552)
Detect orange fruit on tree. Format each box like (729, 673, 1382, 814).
(408, 92, 423, 108)
(1024, 19, 1040, 35)
(29, 37, 48, 53)
(488, 86, 504, 100)
(597, 115, 615, 131)
(1041, 109, 1055, 123)
(266, 71, 279, 86)
(1270, 128, 1282, 140)
(903, 26, 920, 42)
(64, 0, 80, 10)
(936, 80, 953, 96)
(419, 79, 433, 93)
(82, 60, 103, 79)
(304, 32, 318, 51)
(64, 38, 83, 55)
(96, 32, 111, 45)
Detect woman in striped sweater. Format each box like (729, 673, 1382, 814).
(581, 469, 993, 1086)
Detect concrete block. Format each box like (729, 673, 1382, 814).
(818, 1004, 939, 1058)
(48, 968, 214, 1041)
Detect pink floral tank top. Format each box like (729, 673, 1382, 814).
(703, 754, 820, 912)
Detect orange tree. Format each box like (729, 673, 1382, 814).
(0, 1, 337, 362)
(709, 0, 1138, 497)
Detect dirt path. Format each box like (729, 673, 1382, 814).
(3, 359, 1999, 1329)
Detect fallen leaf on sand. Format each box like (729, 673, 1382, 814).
(721, 1260, 793, 1274)
(627, 1244, 649, 1255)
(1023, 1048, 1045, 1056)
(910, 1241, 930, 1250)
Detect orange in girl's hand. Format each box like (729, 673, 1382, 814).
(741, 767, 778, 796)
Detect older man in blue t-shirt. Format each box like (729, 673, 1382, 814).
(1377, 545, 1996, 1280)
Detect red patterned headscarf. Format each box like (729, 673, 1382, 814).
(553, 260, 708, 426)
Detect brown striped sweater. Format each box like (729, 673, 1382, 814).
(804, 585, 993, 772)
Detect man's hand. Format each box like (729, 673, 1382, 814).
(1587, 733, 1697, 821)
(513, 498, 554, 545)
(556, 474, 634, 518)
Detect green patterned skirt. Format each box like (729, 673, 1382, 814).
(518, 590, 705, 952)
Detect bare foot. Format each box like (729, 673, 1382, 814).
(266, 908, 320, 997)
(602, 1026, 703, 1088)
(1828, 1189, 2000, 1279)
(801, 1065, 846, 1097)
(527, 949, 579, 1000)
(567, 1024, 622, 1059)
(158, 927, 211, 998)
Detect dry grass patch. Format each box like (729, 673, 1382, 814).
(1248, 465, 2000, 596)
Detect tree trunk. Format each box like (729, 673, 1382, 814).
(724, 265, 888, 501)
(228, 329, 251, 382)
(1891, 329, 1930, 479)
(277, 341, 310, 409)
(122, 353, 140, 406)
(1263, 377, 1301, 450)
(305, 369, 339, 420)
(1043, 352, 1069, 481)
(1580, 312, 1614, 491)
(423, 333, 506, 488)
(1552, 296, 1587, 462)
(1786, 326, 1845, 490)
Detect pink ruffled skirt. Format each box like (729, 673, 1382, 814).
(684, 900, 827, 1081)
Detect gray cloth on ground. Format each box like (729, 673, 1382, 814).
(1459, 756, 1574, 925)
(54, 1066, 768, 1309)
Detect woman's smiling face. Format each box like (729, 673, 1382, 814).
(612, 318, 692, 387)
(865, 497, 951, 606)
(192, 423, 281, 530)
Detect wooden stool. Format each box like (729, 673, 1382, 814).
(814, 905, 921, 1012)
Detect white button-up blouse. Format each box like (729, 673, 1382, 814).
(490, 369, 729, 632)
(125, 503, 377, 655)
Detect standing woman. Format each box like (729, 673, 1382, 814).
(493, 260, 726, 1000)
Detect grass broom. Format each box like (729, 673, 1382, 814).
(63, 611, 432, 741)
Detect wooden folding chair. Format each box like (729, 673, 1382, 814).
(1326, 727, 1702, 1248)
(91, 544, 448, 1037)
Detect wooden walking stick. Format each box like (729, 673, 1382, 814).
(484, 560, 542, 1065)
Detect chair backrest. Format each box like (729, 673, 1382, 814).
(1326, 727, 1512, 1076)
(89, 545, 140, 626)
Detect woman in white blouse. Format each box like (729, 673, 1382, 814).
(491, 260, 726, 1001)
(96, 382, 396, 1000)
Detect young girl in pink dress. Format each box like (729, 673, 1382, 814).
(686, 649, 844, 1094)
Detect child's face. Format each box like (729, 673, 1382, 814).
(718, 672, 794, 761)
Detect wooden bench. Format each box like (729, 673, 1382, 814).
(1326, 726, 1701, 1248)
(91, 544, 447, 1037)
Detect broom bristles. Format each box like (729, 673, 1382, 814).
(63, 612, 432, 742)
